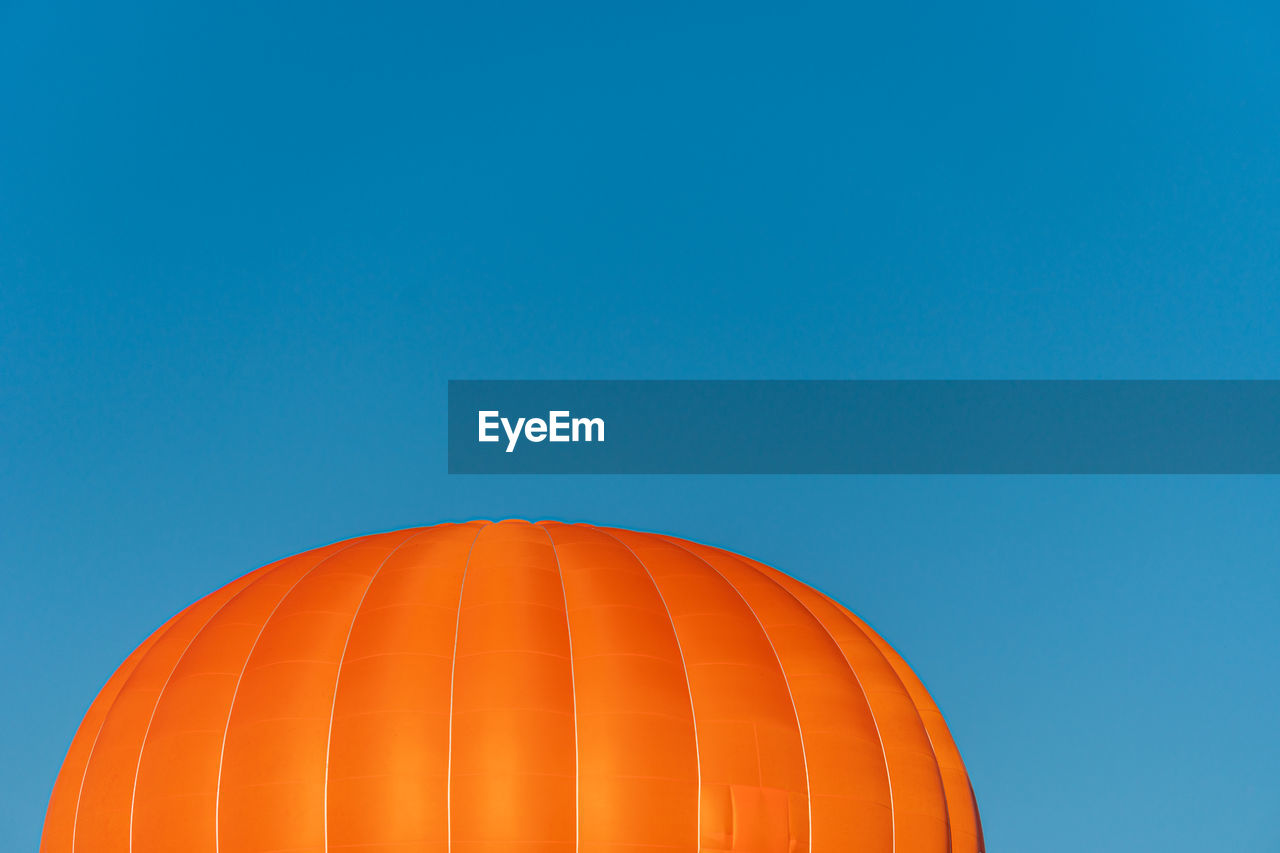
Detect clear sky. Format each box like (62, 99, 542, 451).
(3, 2, 1279, 850)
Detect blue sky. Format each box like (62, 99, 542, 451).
(2, 2, 1278, 850)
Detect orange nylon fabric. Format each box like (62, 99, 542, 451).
(42, 520, 983, 853)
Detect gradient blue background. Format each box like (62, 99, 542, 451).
(3, 2, 1279, 850)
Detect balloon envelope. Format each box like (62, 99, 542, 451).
(42, 520, 982, 853)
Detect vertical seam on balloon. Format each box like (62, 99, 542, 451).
(446, 521, 488, 853)
(868, 625, 976, 853)
(835, 603, 956, 853)
(734, 556, 897, 853)
(322, 527, 429, 853)
(539, 522, 579, 853)
(68, 710, 111, 853)
(590, 526, 702, 853)
(655, 536, 814, 853)
(67, 611, 184, 853)
(125, 566, 276, 853)
(967, 776, 984, 852)
(213, 538, 366, 853)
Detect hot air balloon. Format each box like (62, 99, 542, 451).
(42, 520, 983, 853)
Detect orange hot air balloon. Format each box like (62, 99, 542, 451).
(42, 520, 983, 853)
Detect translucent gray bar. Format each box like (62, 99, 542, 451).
(447, 381, 1280, 474)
